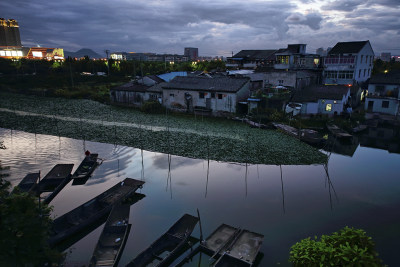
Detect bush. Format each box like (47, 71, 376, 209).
(289, 227, 384, 266)
(141, 100, 164, 114)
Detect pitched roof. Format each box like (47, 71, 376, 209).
(163, 76, 250, 93)
(232, 50, 277, 60)
(146, 75, 164, 83)
(328, 41, 369, 54)
(292, 85, 350, 102)
(158, 71, 187, 82)
(112, 82, 149, 92)
(369, 72, 400, 85)
(147, 82, 167, 93)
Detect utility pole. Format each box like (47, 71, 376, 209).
(105, 50, 110, 76)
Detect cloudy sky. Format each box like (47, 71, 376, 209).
(2, 0, 400, 57)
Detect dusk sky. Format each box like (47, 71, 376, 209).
(2, 0, 400, 57)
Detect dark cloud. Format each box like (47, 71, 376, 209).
(286, 12, 323, 30)
(321, 0, 365, 12)
(1, 0, 399, 55)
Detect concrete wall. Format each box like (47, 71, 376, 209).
(365, 97, 399, 115)
(111, 90, 146, 106)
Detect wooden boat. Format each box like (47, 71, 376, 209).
(351, 124, 368, 133)
(326, 123, 353, 140)
(37, 164, 74, 193)
(72, 153, 102, 185)
(272, 123, 324, 145)
(214, 229, 264, 267)
(89, 203, 132, 267)
(175, 224, 264, 267)
(56, 193, 146, 252)
(48, 178, 144, 247)
(13, 172, 40, 193)
(126, 213, 199, 267)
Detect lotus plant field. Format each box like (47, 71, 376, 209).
(0, 93, 327, 165)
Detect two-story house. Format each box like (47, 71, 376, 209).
(323, 41, 374, 85)
(365, 72, 400, 116)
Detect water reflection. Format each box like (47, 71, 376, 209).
(1, 127, 400, 266)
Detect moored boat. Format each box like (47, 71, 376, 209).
(48, 178, 144, 247)
(71, 153, 102, 185)
(89, 203, 132, 267)
(126, 213, 199, 267)
(37, 164, 74, 193)
(326, 123, 353, 140)
(13, 172, 40, 193)
(174, 224, 264, 267)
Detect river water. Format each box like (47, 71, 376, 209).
(1, 127, 399, 266)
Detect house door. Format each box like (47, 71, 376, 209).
(367, 100, 374, 112)
(206, 98, 211, 110)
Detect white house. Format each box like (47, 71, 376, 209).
(162, 76, 250, 115)
(289, 85, 351, 116)
(365, 72, 400, 116)
(323, 41, 374, 85)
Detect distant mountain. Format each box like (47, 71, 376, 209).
(64, 48, 103, 59)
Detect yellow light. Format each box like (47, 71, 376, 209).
(384, 70, 388, 73)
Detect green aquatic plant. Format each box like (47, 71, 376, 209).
(289, 227, 384, 266)
(0, 92, 327, 165)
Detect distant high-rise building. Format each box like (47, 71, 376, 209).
(0, 18, 22, 47)
(184, 47, 198, 60)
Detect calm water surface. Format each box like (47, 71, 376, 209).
(1, 128, 399, 266)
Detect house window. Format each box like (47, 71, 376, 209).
(278, 80, 284, 85)
(382, 101, 389, 108)
(211, 92, 215, 98)
(218, 94, 223, 99)
(364, 69, 366, 76)
(170, 93, 174, 97)
(326, 104, 332, 111)
(199, 92, 205, 99)
(368, 69, 370, 76)
(361, 55, 363, 63)
(359, 69, 361, 78)
(376, 85, 385, 93)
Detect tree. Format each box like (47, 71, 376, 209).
(0, 143, 62, 266)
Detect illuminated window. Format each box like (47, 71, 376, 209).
(5, 51, 11, 56)
(11, 51, 17, 57)
(314, 58, 319, 65)
(32, 51, 43, 57)
(0, 51, 5, 56)
(326, 104, 332, 111)
(17, 51, 23, 57)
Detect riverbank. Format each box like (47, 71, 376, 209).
(0, 92, 327, 165)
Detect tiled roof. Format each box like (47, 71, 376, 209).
(146, 75, 164, 83)
(328, 41, 369, 54)
(232, 50, 277, 60)
(112, 82, 149, 92)
(292, 85, 350, 102)
(163, 76, 250, 93)
(369, 72, 400, 85)
(147, 82, 167, 93)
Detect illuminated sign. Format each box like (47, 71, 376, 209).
(32, 51, 43, 57)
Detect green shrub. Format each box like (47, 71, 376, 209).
(141, 100, 164, 114)
(289, 227, 384, 266)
